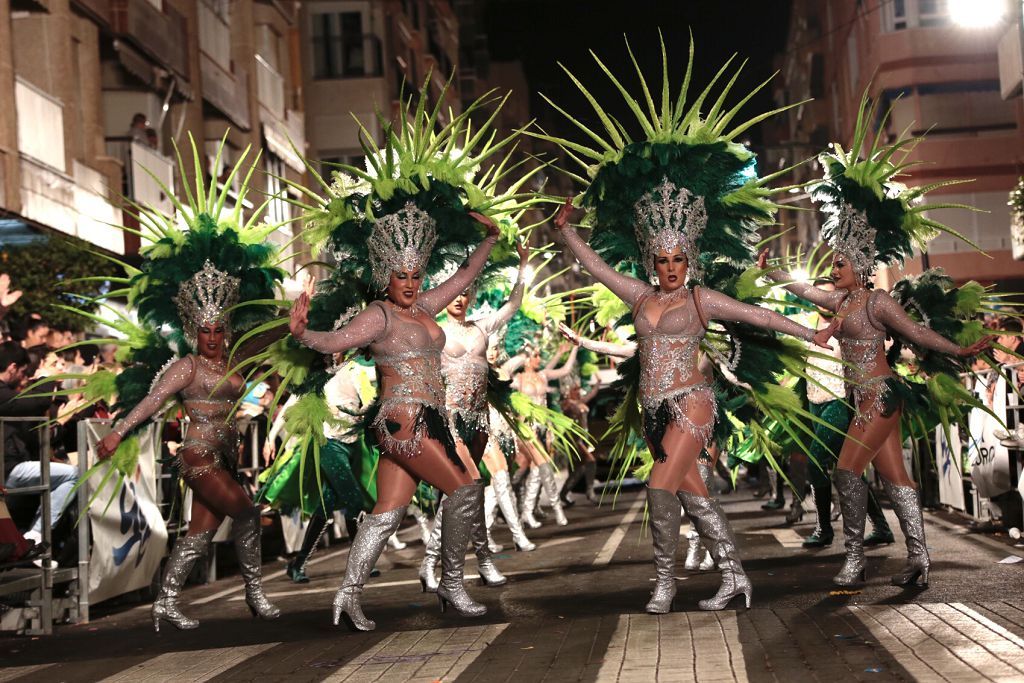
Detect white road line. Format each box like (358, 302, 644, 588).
(536, 535, 586, 549)
(925, 512, 1024, 559)
(97, 643, 278, 683)
(0, 664, 56, 682)
(747, 528, 806, 548)
(593, 496, 645, 566)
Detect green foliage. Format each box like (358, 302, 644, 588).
(2, 237, 120, 332)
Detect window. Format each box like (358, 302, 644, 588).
(918, 0, 949, 27)
(266, 154, 289, 227)
(312, 11, 382, 79)
(319, 154, 366, 176)
(882, 0, 951, 31)
(809, 54, 825, 99)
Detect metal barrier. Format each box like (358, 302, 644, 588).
(0, 416, 85, 635)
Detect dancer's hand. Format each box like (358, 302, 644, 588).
(756, 248, 770, 270)
(516, 237, 530, 265)
(0, 273, 23, 309)
(557, 322, 580, 346)
(811, 317, 840, 349)
(468, 211, 499, 238)
(959, 335, 996, 357)
(553, 196, 574, 230)
(290, 292, 310, 339)
(96, 432, 122, 460)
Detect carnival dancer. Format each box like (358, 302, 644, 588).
(759, 93, 995, 588)
(536, 36, 831, 612)
(282, 80, 538, 631)
(86, 139, 287, 631)
(510, 343, 578, 528)
(417, 239, 530, 591)
(558, 378, 600, 506)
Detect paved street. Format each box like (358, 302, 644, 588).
(2, 486, 1024, 682)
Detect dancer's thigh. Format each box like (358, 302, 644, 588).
(870, 419, 914, 487)
(836, 406, 900, 476)
(648, 420, 707, 496)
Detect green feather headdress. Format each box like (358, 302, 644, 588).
(813, 90, 979, 273)
(533, 32, 805, 280)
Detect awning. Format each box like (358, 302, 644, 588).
(114, 40, 193, 101)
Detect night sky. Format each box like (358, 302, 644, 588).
(484, 0, 792, 148)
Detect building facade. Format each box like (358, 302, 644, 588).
(0, 0, 308, 263)
(768, 0, 1024, 290)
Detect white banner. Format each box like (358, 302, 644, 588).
(82, 421, 168, 605)
(967, 373, 1013, 499)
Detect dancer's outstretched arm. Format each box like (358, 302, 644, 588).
(559, 322, 636, 359)
(870, 290, 993, 356)
(418, 213, 500, 315)
(757, 249, 845, 311)
(695, 287, 831, 348)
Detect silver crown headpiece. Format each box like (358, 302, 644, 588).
(367, 201, 438, 290)
(633, 178, 707, 282)
(823, 202, 877, 275)
(174, 260, 241, 345)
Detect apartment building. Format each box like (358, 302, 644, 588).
(0, 0, 308, 262)
(767, 0, 1024, 290)
(299, 0, 463, 170)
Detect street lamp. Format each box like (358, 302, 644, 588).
(949, 0, 1007, 28)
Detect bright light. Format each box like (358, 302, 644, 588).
(523, 265, 536, 284)
(949, 0, 1005, 28)
(791, 268, 810, 284)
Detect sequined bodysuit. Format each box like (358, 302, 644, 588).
(767, 274, 961, 428)
(113, 354, 244, 479)
(441, 274, 524, 444)
(297, 235, 497, 459)
(560, 227, 816, 457)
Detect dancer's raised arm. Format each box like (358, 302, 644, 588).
(554, 198, 651, 307)
(757, 249, 845, 311)
(418, 213, 500, 315)
(543, 344, 579, 381)
(558, 322, 636, 359)
(291, 293, 387, 355)
(695, 287, 832, 348)
(478, 239, 529, 336)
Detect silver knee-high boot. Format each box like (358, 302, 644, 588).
(520, 467, 543, 529)
(833, 469, 869, 586)
(493, 469, 535, 551)
(882, 480, 930, 588)
(684, 463, 716, 571)
(419, 501, 443, 593)
(645, 487, 680, 614)
(408, 504, 433, 545)
(333, 507, 404, 631)
(539, 462, 568, 526)
(152, 529, 215, 631)
(233, 508, 281, 620)
(472, 482, 507, 586)
(483, 484, 503, 552)
(680, 492, 752, 611)
(437, 484, 487, 617)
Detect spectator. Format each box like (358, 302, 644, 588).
(99, 343, 119, 369)
(0, 342, 74, 551)
(45, 327, 69, 351)
(21, 318, 50, 350)
(129, 113, 149, 144)
(145, 127, 159, 150)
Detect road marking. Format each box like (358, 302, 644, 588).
(97, 643, 278, 682)
(747, 528, 806, 548)
(321, 624, 507, 682)
(0, 664, 55, 682)
(596, 612, 749, 682)
(925, 512, 1024, 559)
(593, 496, 645, 566)
(536, 535, 586, 549)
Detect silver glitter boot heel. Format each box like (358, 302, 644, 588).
(539, 463, 568, 526)
(152, 529, 214, 632)
(493, 470, 535, 551)
(419, 500, 443, 593)
(233, 508, 281, 620)
(645, 487, 680, 614)
(882, 480, 930, 588)
(833, 469, 868, 586)
(333, 507, 404, 631)
(484, 484, 503, 552)
(437, 484, 487, 617)
(520, 467, 542, 529)
(680, 492, 752, 611)
(472, 482, 507, 586)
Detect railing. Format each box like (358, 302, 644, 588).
(199, 53, 252, 130)
(198, 0, 231, 73)
(14, 77, 65, 173)
(0, 417, 85, 635)
(104, 138, 176, 218)
(255, 54, 285, 121)
(111, 0, 189, 78)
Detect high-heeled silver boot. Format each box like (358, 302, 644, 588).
(408, 504, 433, 545)
(333, 507, 404, 631)
(685, 463, 716, 571)
(493, 469, 535, 551)
(882, 480, 930, 588)
(233, 508, 281, 620)
(419, 501, 443, 593)
(437, 484, 487, 617)
(680, 492, 752, 611)
(832, 469, 869, 586)
(152, 529, 214, 632)
(520, 467, 543, 529)
(539, 462, 568, 526)
(472, 482, 508, 586)
(645, 487, 680, 614)
(483, 484, 503, 552)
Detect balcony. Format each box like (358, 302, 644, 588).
(72, 0, 112, 25)
(15, 78, 65, 173)
(111, 0, 189, 79)
(104, 139, 176, 220)
(201, 55, 251, 130)
(255, 54, 285, 121)
(260, 108, 305, 173)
